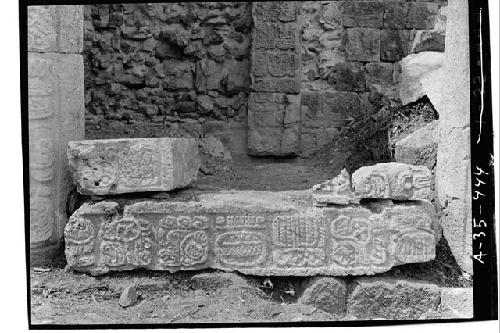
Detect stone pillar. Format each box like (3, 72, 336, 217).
(247, 2, 301, 156)
(436, 0, 471, 274)
(28, 6, 84, 263)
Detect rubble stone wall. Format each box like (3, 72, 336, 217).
(83, 2, 252, 140)
(83, 1, 446, 157)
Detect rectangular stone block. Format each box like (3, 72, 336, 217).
(67, 138, 201, 195)
(352, 162, 432, 200)
(383, 1, 408, 29)
(28, 5, 84, 53)
(248, 92, 300, 156)
(406, 2, 439, 29)
(64, 191, 440, 276)
(327, 62, 366, 92)
(345, 28, 380, 62)
(252, 2, 298, 22)
(341, 1, 384, 28)
(29, 52, 84, 247)
(380, 30, 410, 62)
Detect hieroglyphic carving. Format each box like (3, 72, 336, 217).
(352, 163, 432, 200)
(157, 215, 209, 268)
(64, 216, 95, 267)
(215, 215, 266, 229)
(215, 231, 267, 267)
(98, 218, 155, 267)
(312, 169, 359, 206)
(67, 138, 200, 195)
(272, 216, 326, 267)
(395, 232, 435, 263)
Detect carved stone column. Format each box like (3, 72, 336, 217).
(436, 0, 472, 274)
(28, 5, 84, 263)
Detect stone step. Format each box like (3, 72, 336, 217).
(64, 190, 441, 276)
(67, 138, 200, 195)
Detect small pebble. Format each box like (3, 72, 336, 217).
(119, 285, 137, 308)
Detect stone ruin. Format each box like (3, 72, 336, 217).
(28, 0, 474, 321)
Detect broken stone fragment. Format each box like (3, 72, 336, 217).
(298, 277, 347, 315)
(347, 277, 441, 320)
(352, 162, 432, 201)
(64, 190, 440, 276)
(440, 287, 473, 319)
(67, 138, 200, 195)
(119, 285, 138, 308)
(312, 169, 359, 206)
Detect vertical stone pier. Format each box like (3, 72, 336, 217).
(248, 2, 302, 156)
(28, 6, 84, 263)
(436, 0, 472, 274)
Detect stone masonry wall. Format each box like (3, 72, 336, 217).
(299, 0, 447, 157)
(84, 1, 446, 158)
(84, 3, 252, 140)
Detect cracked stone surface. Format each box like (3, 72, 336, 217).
(64, 190, 440, 276)
(67, 138, 200, 195)
(312, 169, 359, 206)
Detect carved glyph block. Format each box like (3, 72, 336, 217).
(29, 52, 84, 246)
(28, 5, 83, 53)
(352, 163, 432, 200)
(65, 190, 440, 276)
(67, 138, 201, 195)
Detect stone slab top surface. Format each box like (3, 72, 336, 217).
(67, 137, 200, 196)
(65, 190, 440, 276)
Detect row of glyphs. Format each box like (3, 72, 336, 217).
(65, 211, 437, 272)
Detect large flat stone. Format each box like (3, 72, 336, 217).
(347, 277, 441, 320)
(352, 163, 432, 200)
(299, 277, 347, 315)
(64, 191, 440, 275)
(67, 138, 200, 195)
(395, 121, 438, 171)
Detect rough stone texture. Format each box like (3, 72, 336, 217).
(411, 5, 447, 53)
(250, 2, 301, 94)
(345, 28, 380, 62)
(440, 287, 473, 319)
(299, 277, 347, 315)
(352, 162, 432, 201)
(406, 2, 439, 29)
(395, 121, 438, 171)
(67, 138, 200, 195)
(29, 5, 85, 261)
(398, 51, 444, 112)
(247, 92, 300, 156)
(381, 30, 410, 62)
(347, 278, 441, 320)
(299, 91, 361, 157)
(64, 191, 440, 275)
(119, 285, 138, 308)
(28, 5, 84, 53)
(436, 0, 471, 274)
(312, 169, 359, 206)
(383, 1, 408, 29)
(341, 1, 384, 28)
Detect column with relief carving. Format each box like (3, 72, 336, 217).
(28, 5, 84, 263)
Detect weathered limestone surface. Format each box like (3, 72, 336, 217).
(411, 5, 447, 54)
(352, 163, 432, 201)
(65, 191, 440, 276)
(347, 278, 441, 320)
(299, 277, 347, 315)
(440, 287, 473, 319)
(29, 5, 84, 261)
(28, 5, 84, 53)
(398, 51, 444, 112)
(436, 0, 472, 274)
(248, 2, 301, 155)
(67, 138, 200, 195)
(312, 169, 359, 206)
(395, 121, 438, 171)
(247, 92, 300, 156)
